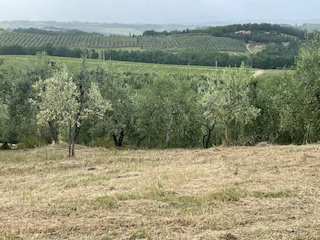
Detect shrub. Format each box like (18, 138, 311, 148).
(17, 137, 44, 149)
(89, 138, 115, 148)
(0, 142, 11, 150)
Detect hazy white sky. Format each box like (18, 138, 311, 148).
(0, 0, 319, 24)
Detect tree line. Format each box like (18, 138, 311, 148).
(0, 44, 296, 69)
(1, 35, 320, 154)
(12, 27, 104, 36)
(0, 44, 99, 59)
(143, 23, 306, 43)
(102, 47, 296, 69)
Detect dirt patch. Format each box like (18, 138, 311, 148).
(246, 42, 267, 54)
(253, 70, 265, 77)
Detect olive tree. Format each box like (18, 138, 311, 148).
(201, 64, 260, 146)
(135, 73, 203, 148)
(33, 69, 111, 156)
(0, 103, 9, 148)
(0, 66, 41, 146)
(280, 33, 320, 144)
(295, 33, 320, 143)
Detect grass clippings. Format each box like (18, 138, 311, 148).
(1, 144, 320, 239)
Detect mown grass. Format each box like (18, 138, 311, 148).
(1, 144, 319, 239)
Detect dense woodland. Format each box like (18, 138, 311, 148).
(1, 34, 320, 153)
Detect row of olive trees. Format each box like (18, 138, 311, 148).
(0, 53, 108, 156)
(0, 54, 53, 149)
(0, 55, 257, 153)
(1, 35, 320, 155)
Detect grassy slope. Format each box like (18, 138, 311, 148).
(0, 144, 319, 239)
(0, 55, 232, 75)
(0, 55, 284, 77)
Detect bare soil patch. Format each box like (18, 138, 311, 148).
(0, 144, 319, 239)
(246, 43, 267, 54)
(253, 70, 264, 77)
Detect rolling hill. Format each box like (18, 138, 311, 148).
(0, 30, 246, 52)
(0, 22, 308, 69)
(0, 20, 193, 36)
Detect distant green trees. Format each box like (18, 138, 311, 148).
(0, 43, 292, 69)
(13, 27, 104, 36)
(102, 49, 293, 69)
(145, 23, 306, 43)
(0, 44, 98, 59)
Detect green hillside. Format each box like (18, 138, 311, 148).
(0, 20, 192, 36)
(0, 30, 246, 52)
(0, 55, 286, 81)
(141, 34, 246, 52)
(0, 23, 306, 69)
(0, 55, 224, 75)
(297, 23, 320, 32)
(0, 31, 140, 49)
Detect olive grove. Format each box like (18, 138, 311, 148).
(1, 37, 320, 152)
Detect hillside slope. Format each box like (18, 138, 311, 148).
(0, 31, 246, 52)
(0, 20, 192, 36)
(0, 23, 305, 69)
(142, 34, 246, 52)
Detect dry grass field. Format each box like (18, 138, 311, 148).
(0, 144, 319, 240)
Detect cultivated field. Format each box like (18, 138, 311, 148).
(1, 144, 319, 239)
(0, 31, 246, 52)
(141, 35, 246, 52)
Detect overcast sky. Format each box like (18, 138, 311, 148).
(0, 0, 319, 24)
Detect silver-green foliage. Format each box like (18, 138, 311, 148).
(201, 64, 260, 145)
(135, 74, 203, 148)
(0, 103, 8, 142)
(33, 69, 111, 155)
(283, 33, 320, 143)
(33, 70, 79, 126)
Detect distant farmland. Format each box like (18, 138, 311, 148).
(0, 31, 139, 49)
(0, 31, 247, 52)
(141, 34, 246, 52)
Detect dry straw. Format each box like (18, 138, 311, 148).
(0, 144, 319, 239)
